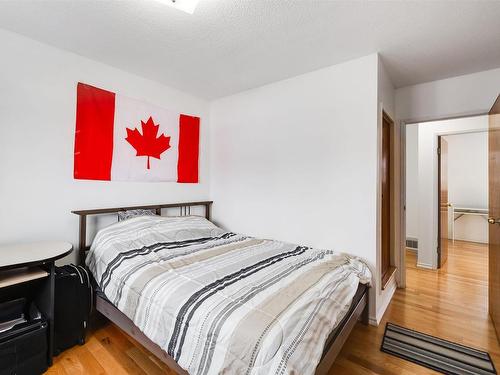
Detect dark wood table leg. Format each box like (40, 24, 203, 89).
(36, 262, 55, 366)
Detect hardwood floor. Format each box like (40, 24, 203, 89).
(46, 240, 499, 374)
(330, 240, 499, 374)
(46, 322, 176, 375)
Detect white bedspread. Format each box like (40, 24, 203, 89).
(87, 215, 371, 375)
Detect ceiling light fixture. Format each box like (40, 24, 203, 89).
(162, 0, 200, 14)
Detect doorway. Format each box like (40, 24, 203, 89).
(404, 116, 489, 271)
(399, 105, 500, 342)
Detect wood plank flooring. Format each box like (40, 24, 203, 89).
(330, 240, 499, 374)
(46, 240, 499, 374)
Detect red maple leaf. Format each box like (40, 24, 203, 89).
(125, 116, 171, 169)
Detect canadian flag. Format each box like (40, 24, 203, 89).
(74, 82, 199, 182)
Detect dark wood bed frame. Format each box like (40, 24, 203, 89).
(72, 201, 369, 375)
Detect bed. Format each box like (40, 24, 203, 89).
(72, 201, 371, 375)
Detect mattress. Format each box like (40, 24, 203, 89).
(86, 215, 371, 375)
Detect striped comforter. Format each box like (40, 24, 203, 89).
(87, 215, 371, 375)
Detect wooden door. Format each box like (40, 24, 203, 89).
(381, 113, 392, 286)
(489, 95, 500, 341)
(438, 136, 448, 268)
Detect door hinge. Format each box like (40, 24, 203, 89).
(437, 147, 441, 155)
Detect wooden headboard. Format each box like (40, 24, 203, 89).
(71, 201, 213, 265)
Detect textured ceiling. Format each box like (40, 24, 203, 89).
(0, 0, 500, 99)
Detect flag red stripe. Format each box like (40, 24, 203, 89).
(177, 114, 200, 183)
(74, 83, 115, 180)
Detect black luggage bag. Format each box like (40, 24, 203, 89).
(53, 264, 92, 355)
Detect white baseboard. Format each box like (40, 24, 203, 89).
(416, 261, 434, 269)
(371, 279, 397, 326)
(451, 237, 487, 244)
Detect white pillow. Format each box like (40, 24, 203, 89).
(117, 209, 157, 221)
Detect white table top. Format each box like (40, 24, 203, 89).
(0, 241, 73, 269)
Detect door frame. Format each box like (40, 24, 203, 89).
(381, 111, 396, 289)
(437, 136, 448, 268)
(396, 111, 488, 288)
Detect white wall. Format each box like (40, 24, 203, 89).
(378, 59, 396, 119)
(405, 124, 419, 239)
(446, 131, 488, 209)
(0, 30, 211, 263)
(445, 131, 488, 243)
(406, 120, 488, 255)
(414, 116, 488, 268)
(210, 54, 382, 320)
(396, 68, 499, 268)
(396, 67, 500, 122)
(376, 58, 397, 323)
